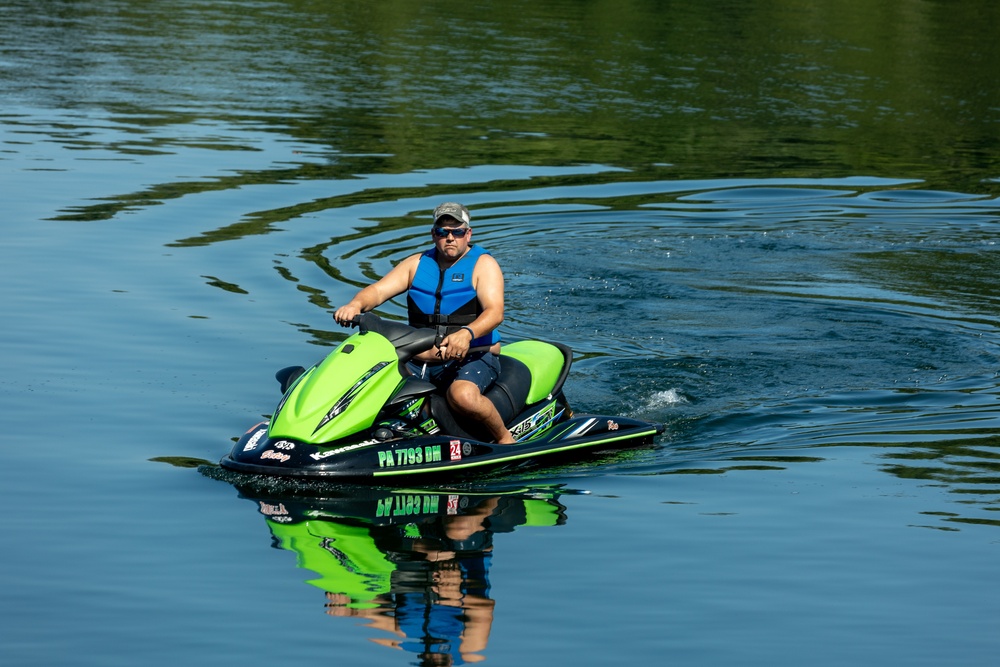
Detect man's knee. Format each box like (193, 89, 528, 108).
(448, 380, 482, 407)
(448, 380, 492, 412)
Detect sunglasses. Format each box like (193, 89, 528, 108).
(432, 226, 470, 238)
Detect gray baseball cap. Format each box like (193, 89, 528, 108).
(432, 202, 471, 227)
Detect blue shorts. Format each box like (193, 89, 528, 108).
(406, 351, 500, 394)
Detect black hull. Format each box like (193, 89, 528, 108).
(221, 415, 662, 483)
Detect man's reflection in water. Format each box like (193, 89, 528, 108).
(328, 498, 500, 664)
(256, 491, 565, 666)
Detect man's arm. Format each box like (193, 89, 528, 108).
(333, 254, 420, 326)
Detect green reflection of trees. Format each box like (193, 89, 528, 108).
(10, 0, 1000, 228)
(262, 0, 1000, 187)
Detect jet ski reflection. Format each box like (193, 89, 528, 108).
(239, 484, 569, 665)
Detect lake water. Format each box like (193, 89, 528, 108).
(2, 1, 999, 665)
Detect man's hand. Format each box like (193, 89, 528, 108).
(440, 327, 474, 360)
(333, 303, 362, 327)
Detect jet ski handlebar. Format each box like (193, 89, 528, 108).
(350, 313, 492, 361)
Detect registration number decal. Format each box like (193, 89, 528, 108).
(377, 445, 442, 468)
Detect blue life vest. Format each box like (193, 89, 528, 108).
(407, 245, 501, 347)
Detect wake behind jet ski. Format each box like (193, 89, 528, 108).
(221, 313, 662, 481)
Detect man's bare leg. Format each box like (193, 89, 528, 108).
(447, 380, 516, 444)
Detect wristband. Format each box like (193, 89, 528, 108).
(460, 326, 476, 340)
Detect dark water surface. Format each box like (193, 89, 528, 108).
(3, 1, 999, 665)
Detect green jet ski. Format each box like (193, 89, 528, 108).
(221, 313, 662, 481)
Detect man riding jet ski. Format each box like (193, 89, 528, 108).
(220, 203, 662, 481)
(333, 202, 514, 444)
